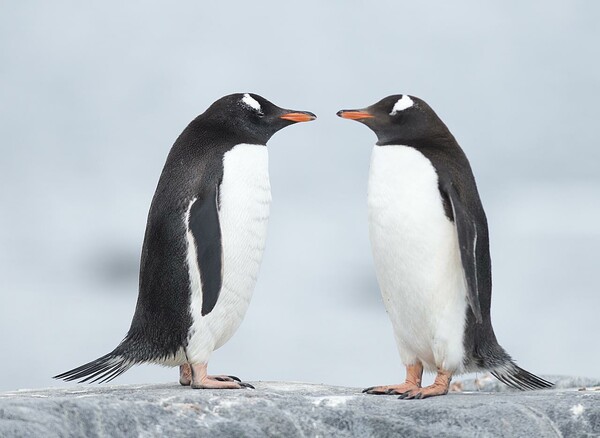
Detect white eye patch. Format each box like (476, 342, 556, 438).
(389, 95, 414, 115)
(242, 93, 262, 112)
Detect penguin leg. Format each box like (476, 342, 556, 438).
(398, 368, 452, 399)
(179, 364, 192, 386)
(180, 363, 241, 385)
(363, 362, 423, 395)
(189, 363, 253, 389)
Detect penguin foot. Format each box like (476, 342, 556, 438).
(398, 369, 452, 400)
(179, 364, 243, 387)
(191, 379, 251, 390)
(187, 363, 254, 389)
(397, 384, 449, 399)
(362, 383, 420, 395)
(207, 375, 252, 388)
(363, 363, 424, 395)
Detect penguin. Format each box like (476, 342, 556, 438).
(337, 95, 552, 399)
(55, 93, 316, 389)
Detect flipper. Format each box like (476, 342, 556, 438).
(446, 183, 484, 323)
(188, 184, 223, 316)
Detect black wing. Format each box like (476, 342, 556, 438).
(188, 184, 223, 316)
(446, 183, 484, 323)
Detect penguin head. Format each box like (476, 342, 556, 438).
(202, 93, 316, 144)
(337, 94, 449, 145)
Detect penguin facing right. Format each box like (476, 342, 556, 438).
(55, 93, 316, 389)
(337, 95, 552, 399)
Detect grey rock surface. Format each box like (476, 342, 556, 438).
(1, 377, 599, 438)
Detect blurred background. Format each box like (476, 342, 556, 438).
(1, 1, 598, 392)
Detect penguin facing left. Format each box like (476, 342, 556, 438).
(337, 95, 552, 399)
(55, 93, 316, 389)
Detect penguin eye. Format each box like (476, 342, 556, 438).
(256, 110, 265, 118)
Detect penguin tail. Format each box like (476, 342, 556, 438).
(53, 350, 134, 384)
(491, 362, 553, 390)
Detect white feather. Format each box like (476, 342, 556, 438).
(389, 95, 414, 115)
(368, 145, 468, 373)
(185, 144, 271, 364)
(242, 93, 262, 112)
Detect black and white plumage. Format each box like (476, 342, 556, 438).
(338, 95, 552, 398)
(55, 93, 316, 388)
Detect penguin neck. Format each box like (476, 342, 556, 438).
(376, 132, 456, 149)
(191, 116, 269, 147)
(375, 118, 457, 149)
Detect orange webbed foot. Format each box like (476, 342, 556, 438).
(398, 368, 452, 400)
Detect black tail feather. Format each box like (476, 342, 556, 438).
(53, 352, 134, 384)
(491, 363, 553, 391)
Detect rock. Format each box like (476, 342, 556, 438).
(1, 378, 599, 437)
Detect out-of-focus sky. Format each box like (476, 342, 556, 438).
(1, 1, 598, 392)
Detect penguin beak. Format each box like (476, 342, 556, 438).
(336, 109, 374, 120)
(279, 111, 317, 123)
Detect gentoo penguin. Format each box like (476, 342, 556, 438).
(55, 93, 316, 389)
(337, 95, 552, 399)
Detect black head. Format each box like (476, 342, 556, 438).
(200, 93, 316, 145)
(337, 94, 451, 146)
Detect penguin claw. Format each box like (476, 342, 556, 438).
(210, 375, 242, 383)
(239, 382, 255, 389)
(364, 384, 420, 395)
(397, 388, 420, 399)
(363, 385, 398, 395)
(362, 387, 387, 395)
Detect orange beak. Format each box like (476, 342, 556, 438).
(279, 111, 317, 123)
(336, 110, 374, 120)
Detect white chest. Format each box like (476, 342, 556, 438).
(186, 144, 271, 362)
(368, 145, 452, 263)
(367, 145, 467, 371)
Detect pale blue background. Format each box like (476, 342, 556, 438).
(1, 1, 599, 391)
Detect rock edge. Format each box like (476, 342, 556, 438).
(1, 377, 599, 437)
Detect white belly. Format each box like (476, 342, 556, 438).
(186, 144, 271, 363)
(368, 145, 468, 372)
